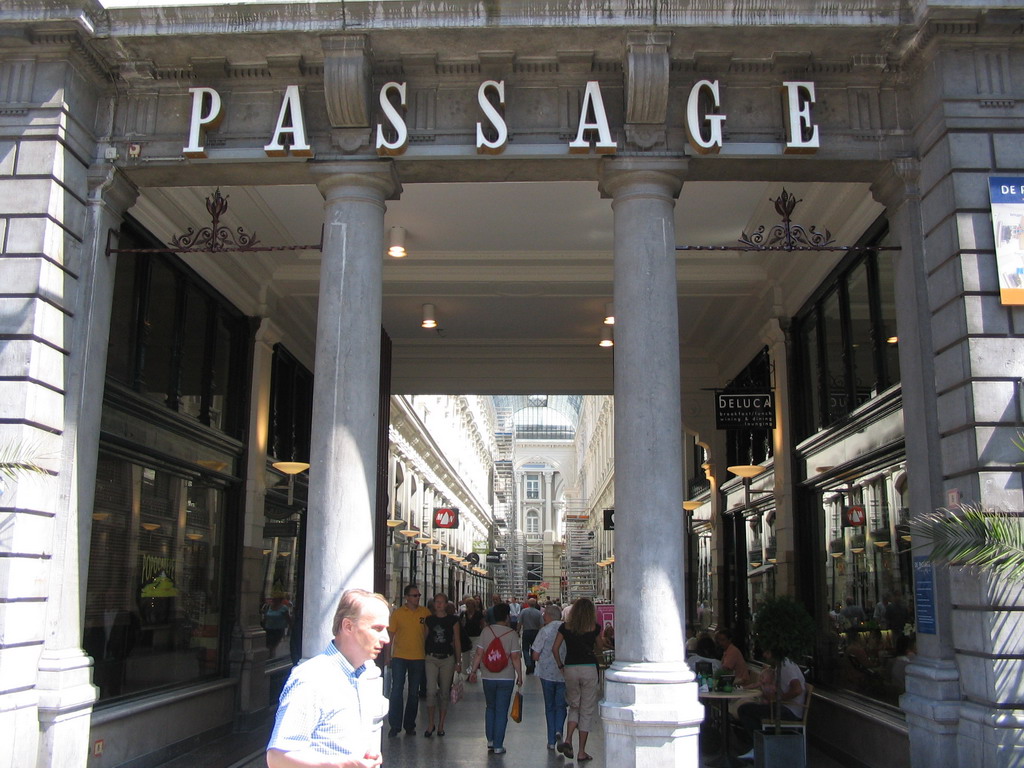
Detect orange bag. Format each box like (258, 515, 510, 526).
(511, 690, 523, 723)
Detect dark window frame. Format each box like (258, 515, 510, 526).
(792, 217, 898, 439)
(107, 217, 250, 440)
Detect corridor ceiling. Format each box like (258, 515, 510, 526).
(126, 178, 884, 397)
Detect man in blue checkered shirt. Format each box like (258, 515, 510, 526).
(267, 589, 391, 768)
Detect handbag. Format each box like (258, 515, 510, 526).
(450, 672, 465, 705)
(510, 690, 523, 723)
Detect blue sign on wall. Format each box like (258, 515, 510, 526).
(988, 177, 1024, 305)
(913, 556, 937, 635)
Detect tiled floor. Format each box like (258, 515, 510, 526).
(169, 672, 851, 768)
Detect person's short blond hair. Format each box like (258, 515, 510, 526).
(332, 589, 389, 636)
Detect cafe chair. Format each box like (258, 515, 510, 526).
(760, 683, 814, 762)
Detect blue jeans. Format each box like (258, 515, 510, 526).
(541, 677, 567, 746)
(388, 657, 425, 732)
(483, 678, 515, 749)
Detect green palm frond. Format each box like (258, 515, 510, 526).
(0, 439, 49, 482)
(909, 504, 1024, 582)
(1014, 430, 1024, 465)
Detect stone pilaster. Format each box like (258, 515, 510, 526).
(762, 318, 796, 598)
(305, 161, 401, 659)
(36, 166, 138, 767)
(598, 158, 703, 767)
(872, 158, 963, 766)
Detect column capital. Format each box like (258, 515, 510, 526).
(598, 157, 688, 201)
(313, 160, 402, 201)
(870, 156, 921, 212)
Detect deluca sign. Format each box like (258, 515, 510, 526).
(182, 79, 822, 159)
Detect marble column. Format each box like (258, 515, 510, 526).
(871, 160, 961, 766)
(37, 167, 137, 767)
(598, 158, 703, 767)
(306, 162, 400, 657)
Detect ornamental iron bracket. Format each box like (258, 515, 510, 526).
(676, 189, 899, 253)
(106, 189, 323, 256)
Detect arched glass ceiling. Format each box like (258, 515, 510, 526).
(492, 395, 583, 437)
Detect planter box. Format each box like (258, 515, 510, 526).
(753, 729, 805, 768)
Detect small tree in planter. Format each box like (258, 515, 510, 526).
(751, 595, 816, 766)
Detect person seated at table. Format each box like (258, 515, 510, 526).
(714, 628, 751, 686)
(734, 648, 806, 761)
(686, 633, 722, 676)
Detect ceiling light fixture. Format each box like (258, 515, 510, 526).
(604, 302, 615, 325)
(421, 303, 437, 329)
(728, 465, 767, 479)
(272, 461, 310, 505)
(599, 325, 614, 348)
(388, 226, 407, 258)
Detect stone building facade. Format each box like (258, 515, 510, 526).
(1, 2, 1023, 767)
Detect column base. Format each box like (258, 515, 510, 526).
(956, 700, 1024, 768)
(901, 656, 960, 768)
(601, 662, 703, 768)
(229, 621, 271, 719)
(36, 647, 98, 768)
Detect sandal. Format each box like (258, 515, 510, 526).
(577, 755, 594, 762)
(424, 727, 434, 738)
(437, 730, 445, 737)
(558, 742, 574, 758)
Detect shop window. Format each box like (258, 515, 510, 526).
(261, 499, 302, 663)
(725, 347, 773, 468)
(818, 465, 913, 707)
(85, 453, 226, 703)
(105, 220, 249, 439)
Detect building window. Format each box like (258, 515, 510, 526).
(105, 220, 249, 438)
(526, 474, 540, 500)
(85, 453, 227, 702)
(269, 345, 313, 463)
(792, 221, 900, 438)
(526, 509, 540, 534)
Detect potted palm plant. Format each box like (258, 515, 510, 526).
(910, 432, 1024, 581)
(750, 595, 816, 767)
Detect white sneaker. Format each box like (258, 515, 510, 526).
(738, 748, 755, 761)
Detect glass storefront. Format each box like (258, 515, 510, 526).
(85, 454, 227, 701)
(815, 464, 913, 707)
(87, 220, 250, 703)
(790, 219, 913, 707)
